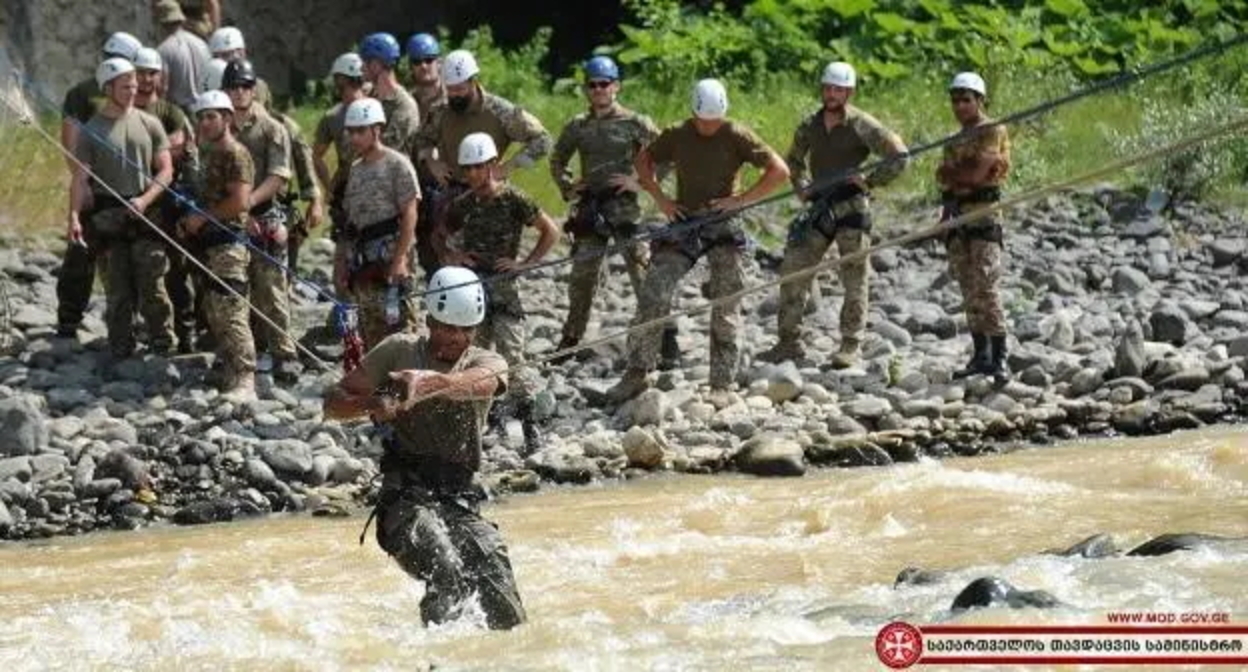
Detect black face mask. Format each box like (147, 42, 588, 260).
(448, 95, 471, 113)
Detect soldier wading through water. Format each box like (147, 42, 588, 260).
(324, 266, 527, 631)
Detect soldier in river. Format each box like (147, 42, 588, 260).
(55, 31, 143, 339)
(938, 72, 1012, 385)
(547, 55, 660, 364)
(412, 48, 552, 280)
(339, 97, 422, 349)
(179, 89, 257, 401)
(222, 59, 300, 380)
(757, 61, 909, 369)
(604, 79, 789, 408)
(434, 133, 559, 456)
(323, 265, 527, 631)
(69, 57, 176, 359)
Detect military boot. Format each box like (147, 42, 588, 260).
(659, 326, 682, 371)
(830, 338, 860, 370)
(605, 368, 650, 405)
(756, 339, 806, 364)
(952, 333, 991, 380)
(988, 335, 1011, 386)
(220, 373, 257, 404)
(549, 335, 579, 365)
(515, 400, 543, 457)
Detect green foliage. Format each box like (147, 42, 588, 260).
(612, 0, 1248, 91)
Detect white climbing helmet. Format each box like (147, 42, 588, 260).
(330, 52, 364, 79)
(441, 49, 480, 87)
(949, 71, 987, 96)
(691, 78, 728, 120)
(201, 58, 228, 91)
(209, 26, 245, 55)
(102, 32, 142, 60)
(457, 132, 498, 166)
(133, 47, 164, 72)
(425, 266, 486, 327)
(193, 89, 233, 114)
(96, 57, 136, 89)
(344, 98, 386, 127)
(821, 61, 856, 88)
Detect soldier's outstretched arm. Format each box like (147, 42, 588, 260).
(324, 366, 389, 420)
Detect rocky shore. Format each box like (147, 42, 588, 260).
(3, 186, 1248, 541)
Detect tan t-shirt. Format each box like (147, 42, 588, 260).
(646, 118, 773, 212)
(360, 333, 508, 470)
(233, 105, 292, 193)
(344, 147, 421, 229)
(75, 108, 170, 198)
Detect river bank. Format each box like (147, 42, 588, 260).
(2, 186, 1248, 540)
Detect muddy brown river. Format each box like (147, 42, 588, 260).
(2, 428, 1247, 671)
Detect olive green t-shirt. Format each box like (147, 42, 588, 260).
(360, 333, 508, 471)
(646, 118, 772, 212)
(74, 108, 170, 198)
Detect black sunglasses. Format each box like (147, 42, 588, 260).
(586, 80, 614, 90)
(414, 57, 437, 65)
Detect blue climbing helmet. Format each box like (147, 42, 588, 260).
(359, 32, 401, 67)
(584, 55, 620, 82)
(407, 33, 441, 60)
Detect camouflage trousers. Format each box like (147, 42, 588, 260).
(776, 226, 869, 348)
(474, 279, 535, 403)
(105, 236, 175, 356)
(247, 241, 297, 360)
(562, 228, 649, 342)
(376, 480, 526, 630)
(203, 243, 257, 382)
(352, 278, 421, 352)
(947, 233, 1006, 337)
(626, 244, 745, 388)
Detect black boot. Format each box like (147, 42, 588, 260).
(515, 400, 543, 457)
(487, 401, 509, 440)
(659, 325, 682, 371)
(953, 333, 991, 379)
(549, 335, 579, 365)
(989, 335, 1011, 386)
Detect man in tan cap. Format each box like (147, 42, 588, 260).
(153, 0, 212, 112)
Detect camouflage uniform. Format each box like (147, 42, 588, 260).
(55, 77, 109, 334)
(196, 139, 257, 385)
(413, 86, 551, 279)
(549, 103, 658, 344)
(233, 105, 297, 362)
(275, 112, 321, 288)
(411, 83, 446, 124)
(342, 147, 422, 349)
(942, 118, 1011, 338)
(765, 104, 907, 365)
(620, 119, 775, 391)
(74, 108, 177, 357)
(359, 334, 526, 630)
(315, 98, 356, 297)
(444, 185, 542, 405)
(378, 86, 422, 158)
